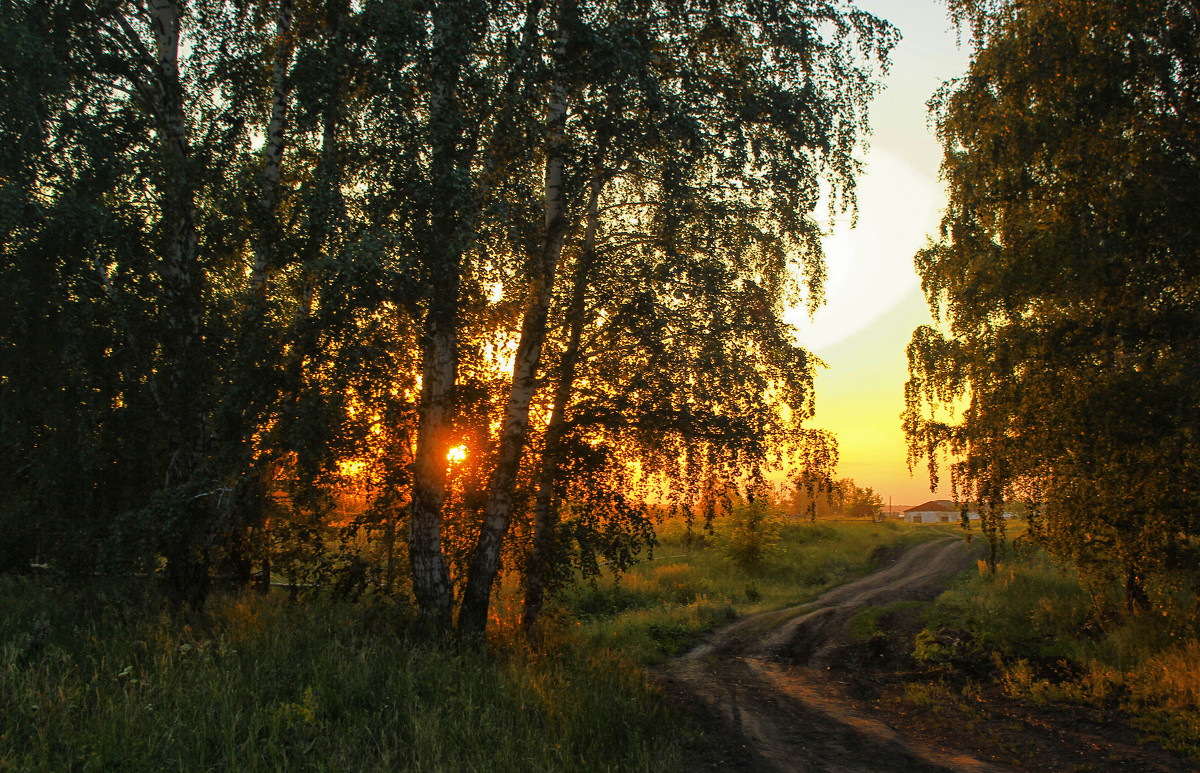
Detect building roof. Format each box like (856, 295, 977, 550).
(904, 500, 959, 512)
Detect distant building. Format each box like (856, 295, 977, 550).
(904, 500, 962, 523)
(903, 500, 1015, 524)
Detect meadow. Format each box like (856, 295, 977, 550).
(5, 517, 1196, 770)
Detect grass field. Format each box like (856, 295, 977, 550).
(556, 518, 944, 664)
(19, 517, 1196, 768)
(1, 517, 939, 771)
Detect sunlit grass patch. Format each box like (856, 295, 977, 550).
(555, 518, 942, 665)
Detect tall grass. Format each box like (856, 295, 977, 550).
(916, 545, 1200, 758)
(0, 577, 675, 772)
(1, 519, 945, 770)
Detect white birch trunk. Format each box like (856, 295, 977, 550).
(408, 0, 467, 628)
(250, 0, 296, 295)
(457, 0, 574, 636)
(521, 169, 604, 634)
(409, 320, 456, 626)
(149, 0, 209, 606)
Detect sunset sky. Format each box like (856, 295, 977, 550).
(786, 0, 971, 506)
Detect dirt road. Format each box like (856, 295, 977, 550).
(657, 538, 1004, 773)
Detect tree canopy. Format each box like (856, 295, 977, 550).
(0, 0, 895, 632)
(905, 0, 1200, 601)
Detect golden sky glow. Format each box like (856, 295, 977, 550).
(447, 445, 467, 463)
(787, 0, 970, 506)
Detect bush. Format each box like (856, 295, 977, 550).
(724, 495, 781, 572)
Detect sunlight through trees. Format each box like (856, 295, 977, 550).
(0, 0, 895, 632)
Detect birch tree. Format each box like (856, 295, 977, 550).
(906, 0, 1200, 599)
(455, 0, 896, 635)
(456, 0, 579, 637)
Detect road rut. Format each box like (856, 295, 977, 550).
(658, 539, 1006, 772)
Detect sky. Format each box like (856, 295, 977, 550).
(784, 0, 972, 506)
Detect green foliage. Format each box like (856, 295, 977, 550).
(788, 476, 883, 521)
(906, 0, 1200, 589)
(837, 480, 885, 520)
(0, 0, 897, 625)
(509, 0, 898, 631)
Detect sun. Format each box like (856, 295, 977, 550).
(339, 459, 366, 477)
(447, 444, 467, 463)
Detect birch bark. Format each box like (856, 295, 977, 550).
(408, 0, 469, 628)
(234, 0, 298, 591)
(457, 0, 575, 637)
(521, 169, 603, 634)
(150, 0, 199, 386)
(148, 0, 209, 606)
(250, 0, 296, 295)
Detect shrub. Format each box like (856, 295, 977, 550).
(724, 494, 781, 572)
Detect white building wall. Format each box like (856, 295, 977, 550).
(905, 510, 981, 523)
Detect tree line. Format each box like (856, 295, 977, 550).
(906, 0, 1200, 608)
(787, 477, 882, 520)
(0, 0, 895, 634)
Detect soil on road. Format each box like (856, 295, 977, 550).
(655, 539, 1194, 773)
(657, 539, 989, 773)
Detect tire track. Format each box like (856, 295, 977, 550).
(659, 539, 1009, 773)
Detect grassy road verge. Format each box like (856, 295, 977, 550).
(905, 539, 1200, 761)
